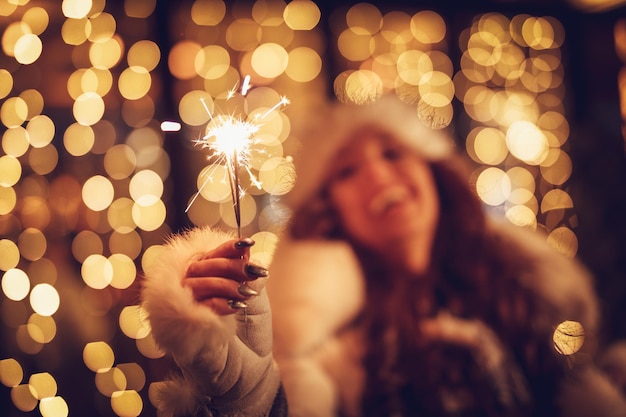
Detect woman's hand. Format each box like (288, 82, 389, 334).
(183, 237, 269, 315)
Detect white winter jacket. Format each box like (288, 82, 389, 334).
(141, 221, 626, 417)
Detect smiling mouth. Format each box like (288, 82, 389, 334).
(369, 186, 411, 216)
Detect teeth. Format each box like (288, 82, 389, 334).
(369, 187, 409, 215)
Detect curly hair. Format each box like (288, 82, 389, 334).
(288, 155, 567, 416)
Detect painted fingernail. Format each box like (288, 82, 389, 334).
(245, 264, 269, 278)
(235, 238, 255, 248)
(227, 300, 248, 309)
(237, 284, 259, 297)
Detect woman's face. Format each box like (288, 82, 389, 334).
(327, 128, 440, 261)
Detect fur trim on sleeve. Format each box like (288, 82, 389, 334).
(149, 377, 204, 417)
(141, 227, 236, 364)
(267, 238, 365, 356)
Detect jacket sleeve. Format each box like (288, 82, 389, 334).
(140, 227, 282, 417)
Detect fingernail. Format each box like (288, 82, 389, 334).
(227, 300, 248, 309)
(238, 284, 259, 297)
(245, 264, 269, 278)
(235, 238, 255, 248)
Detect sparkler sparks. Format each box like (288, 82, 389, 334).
(184, 88, 289, 238)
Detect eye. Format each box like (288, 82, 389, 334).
(333, 163, 357, 180)
(382, 146, 402, 161)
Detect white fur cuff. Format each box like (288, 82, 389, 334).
(141, 227, 237, 364)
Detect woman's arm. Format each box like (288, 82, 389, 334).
(141, 227, 282, 417)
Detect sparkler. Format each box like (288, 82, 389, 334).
(185, 82, 289, 238)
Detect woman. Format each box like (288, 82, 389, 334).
(141, 95, 626, 416)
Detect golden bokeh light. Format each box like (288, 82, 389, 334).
(116, 363, 146, 391)
(29, 372, 57, 400)
(39, 396, 69, 417)
(131, 200, 166, 232)
(169, 40, 202, 80)
(259, 157, 296, 195)
(553, 320, 585, 355)
(179, 90, 213, 126)
(125, 0, 156, 18)
(0, 154, 22, 186)
(108, 253, 137, 289)
(129, 170, 163, 206)
(1, 96, 28, 128)
(506, 120, 549, 164)
(83, 341, 115, 372)
(109, 230, 143, 260)
(505, 204, 539, 229)
(111, 390, 143, 417)
(196, 164, 231, 202)
(11, 384, 38, 412)
(119, 305, 150, 339)
(346, 3, 383, 35)
(29, 144, 59, 175)
(0, 239, 20, 270)
(251, 42, 289, 78)
(64, 123, 95, 156)
(0, 69, 13, 99)
(18, 228, 47, 261)
(89, 36, 124, 69)
(0, 358, 23, 388)
(195, 45, 231, 80)
(338, 29, 373, 62)
(191, 0, 226, 26)
(96, 368, 127, 397)
(88, 11, 116, 42)
(62, 0, 93, 19)
(60, 17, 89, 46)
(1, 268, 30, 301)
(73, 92, 105, 126)
(107, 197, 137, 234)
(220, 193, 257, 229)
(135, 333, 164, 360)
(118, 66, 152, 100)
(2, 126, 30, 157)
(71, 230, 104, 263)
(547, 226, 579, 258)
(82, 175, 115, 211)
(81, 254, 113, 289)
(0, 186, 17, 215)
(27, 314, 57, 344)
(410, 11, 446, 44)
(29, 284, 60, 317)
(2, 22, 30, 58)
(475, 167, 512, 206)
(127, 40, 161, 71)
(14, 33, 42, 65)
(283, 0, 320, 30)
(22, 7, 50, 35)
(225, 18, 261, 52)
(286, 47, 322, 82)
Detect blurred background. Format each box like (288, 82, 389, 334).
(0, 0, 625, 416)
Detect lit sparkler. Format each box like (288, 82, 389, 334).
(185, 84, 289, 238)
